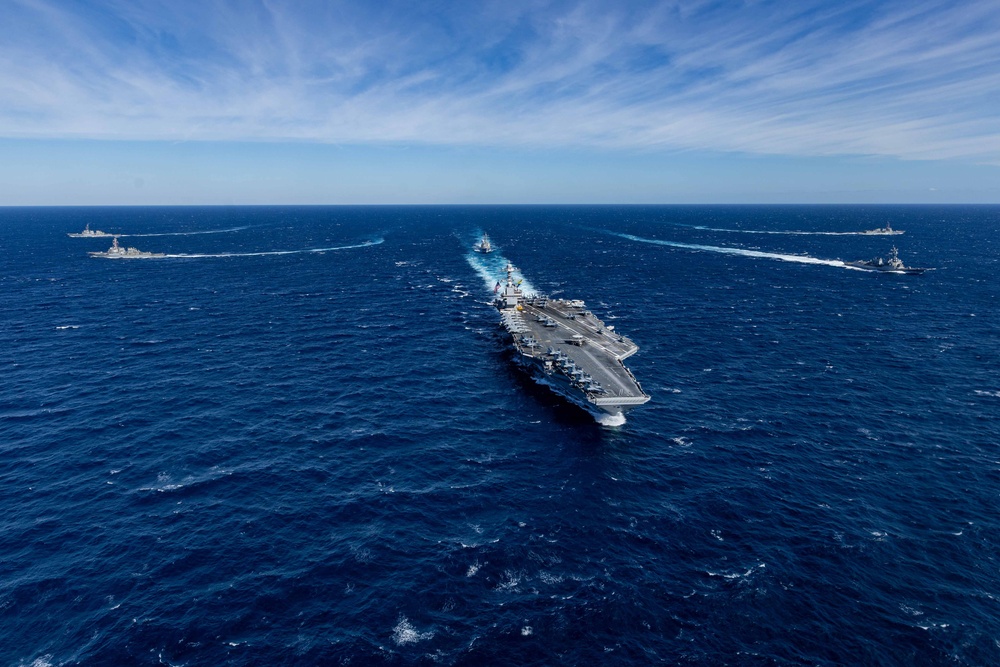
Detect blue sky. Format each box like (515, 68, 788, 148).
(2, 0, 999, 204)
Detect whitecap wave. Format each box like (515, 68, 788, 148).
(707, 562, 766, 580)
(392, 616, 434, 645)
(494, 569, 522, 592)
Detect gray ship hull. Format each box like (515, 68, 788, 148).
(845, 261, 925, 274)
(493, 263, 649, 422)
(846, 247, 927, 275)
(506, 347, 647, 422)
(88, 237, 165, 259)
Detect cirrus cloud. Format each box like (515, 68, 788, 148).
(2, 0, 999, 164)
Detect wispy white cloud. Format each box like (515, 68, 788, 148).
(1, 0, 999, 163)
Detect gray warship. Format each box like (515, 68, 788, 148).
(846, 246, 927, 274)
(494, 261, 649, 422)
(68, 223, 113, 238)
(89, 236, 165, 259)
(860, 222, 903, 235)
(475, 233, 493, 253)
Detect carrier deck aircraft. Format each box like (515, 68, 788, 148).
(495, 261, 649, 421)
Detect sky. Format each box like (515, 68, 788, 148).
(1, 0, 999, 205)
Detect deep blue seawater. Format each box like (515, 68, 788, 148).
(1, 205, 998, 665)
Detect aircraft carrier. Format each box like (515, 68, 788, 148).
(494, 261, 649, 422)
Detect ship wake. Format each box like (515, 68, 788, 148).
(119, 226, 250, 237)
(612, 232, 853, 269)
(159, 238, 383, 258)
(465, 247, 538, 296)
(686, 225, 892, 236)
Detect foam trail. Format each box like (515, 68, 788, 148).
(464, 232, 537, 295)
(159, 238, 383, 258)
(119, 226, 250, 237)
(688, 225, 880, 236)
(598, 413, 627, 427)
(612, 232, 852, 269)
(465, 251, 537, 296)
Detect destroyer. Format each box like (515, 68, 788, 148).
(475, 233, 493, 253)
(860, 222, 903, 235)
(68, 223, 113, 238)
(89, 236, 165, 259)
(846, 246, 927, 274)
(494, 262, 649, 422)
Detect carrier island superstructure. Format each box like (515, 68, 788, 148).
(494, 261, 650, 421)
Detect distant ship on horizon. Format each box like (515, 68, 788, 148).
(475, 233, 493, 253)
(68, 224, 114, 238)
(860, 222, 904, 235)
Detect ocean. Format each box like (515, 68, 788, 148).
(1, 205, 998, 665)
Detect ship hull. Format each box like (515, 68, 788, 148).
(845, 261, 925, 274)
(88, 252, 165, 259)
(505, 345, 643, 420)
(491, 261, 649, 423)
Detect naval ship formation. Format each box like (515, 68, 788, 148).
(494, 261, 649, 421)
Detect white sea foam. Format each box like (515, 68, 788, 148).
(55, 325, 80, 330)
(707, 562, 766, 580)
(392, 616, 434, 645)
(119, 225, 250, 237)
(598, 413, 627, 427)
(521, 626, 533, 636)
(974, 390, 1000, 398)
(160, 238, 384, 259)
(495, 570, 522, 592)
(612, 232, 850, 269)
(465, 247, 537, 296)
(466, 561, 482, 577)
(690, 225, 886, 236)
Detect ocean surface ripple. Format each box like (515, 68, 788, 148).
(1, 205, 999, 665)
